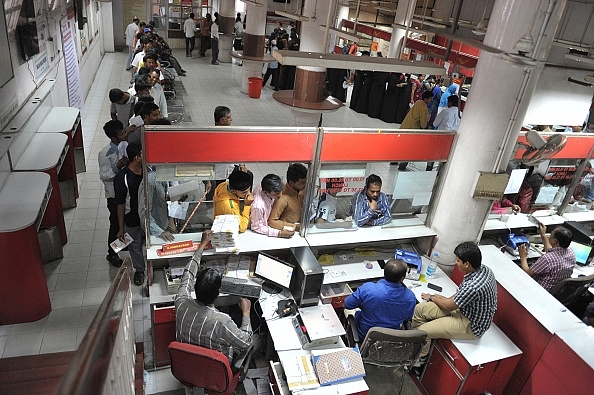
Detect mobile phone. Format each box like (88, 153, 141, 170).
(427, 283, 442, 292)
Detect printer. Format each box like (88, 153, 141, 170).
(499, 233, 530, 256)
(292, 305, 346, 350)
(395, 249, 422, 280)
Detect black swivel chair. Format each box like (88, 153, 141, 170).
(549, 272, 594, 310)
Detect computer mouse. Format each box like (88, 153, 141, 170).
(365, 262, 374, 269)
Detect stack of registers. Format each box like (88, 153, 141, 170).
(278, 348, 365, 391)
(211, 215, 240, 253)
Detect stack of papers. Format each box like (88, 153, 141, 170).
(211, 215, 240, 253)
(278, 351, 320, 391)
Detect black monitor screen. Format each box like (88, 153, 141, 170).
(255, 252, 294, 292)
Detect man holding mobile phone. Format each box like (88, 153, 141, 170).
(348, 174, 392, 226)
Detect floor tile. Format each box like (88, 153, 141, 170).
(8, 316, 48, 335)
(82, 286, 110, 306)
(40, 328, 78, 353)
(51, 289, 85, 309)
(45, 307, 82, 331)
(56, 272, 89, 290)
(2, 332, 44, 357)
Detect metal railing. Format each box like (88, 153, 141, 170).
(55, 260, 136, 395)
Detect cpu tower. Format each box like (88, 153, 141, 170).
(289, 247, 324, 307)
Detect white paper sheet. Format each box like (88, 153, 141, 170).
(504, 168, 528, 194)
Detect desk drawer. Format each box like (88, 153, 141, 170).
(154, 305, 176, 324)
(269, 361, 290, 395)
(321, 283, 352, 308)
(439, 339, 471, 374)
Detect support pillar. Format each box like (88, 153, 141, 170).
(428, 0, 567, 268)
(387, 0, 414, 59)
(239, 1, 269, 94)
(273, 1, 341, 126)
(218, 0, 235, 63)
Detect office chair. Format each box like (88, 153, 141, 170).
(345, 316, 427, 395)
(168, 341, 254, 395)
(549, 273, 594, 309)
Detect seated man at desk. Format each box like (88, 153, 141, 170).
(347, 174, 391, 227)
(268, 163, 308, 232)
(175, 231, 254, 362)
(518, 224, 575, 291)
(412, 242, 497, 357)
(344, 259, 416, 339)
(250, 174, 294, 238)
(213, 170, 253, 233)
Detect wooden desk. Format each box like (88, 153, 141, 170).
(12, 134, 69, 244)
(478, 245, 590, 394)
(0, 172, 52, 324)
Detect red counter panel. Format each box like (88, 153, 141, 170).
(320, 132, 456, 162)
(144, 131, 317, 164)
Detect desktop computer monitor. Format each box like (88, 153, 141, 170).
(255, 252, 294, 293)
(569, 241, 593, 266)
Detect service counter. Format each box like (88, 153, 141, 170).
(0, 172, 53, 324)
(37, 107, 84, 205)
(478, 245, 592, 394)
(11, 134, 70, 244)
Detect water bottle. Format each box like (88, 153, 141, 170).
(426, 253, 438, 278)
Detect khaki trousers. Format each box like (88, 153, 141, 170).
(412, 302, 476, 357)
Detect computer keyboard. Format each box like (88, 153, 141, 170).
(219, 280, 262, 298)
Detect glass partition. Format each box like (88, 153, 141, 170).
(147, 162, 300, 246)
(306, 161, 444, 234)
(497, 158, 593, 215)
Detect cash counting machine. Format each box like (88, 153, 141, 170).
(395, 249, 422, 280)
(499, 233, 530, 256)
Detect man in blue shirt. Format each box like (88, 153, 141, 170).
(348, 174, 391, 226)
(344, 259, 416, 339)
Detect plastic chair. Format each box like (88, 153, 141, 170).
(549, 272, 594, 308)
(168, 341, 254, 395)
(345, 316, 427, 395)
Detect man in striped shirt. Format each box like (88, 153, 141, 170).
(175, 231, 253, 361)
(347, 174, 392, 227)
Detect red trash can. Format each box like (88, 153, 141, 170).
(248, 77, 263, 98)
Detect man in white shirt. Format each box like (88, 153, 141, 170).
(210, 18, 220, 65)
(184, 13, 196, 57)
(125, 17, 139, 71)
(433, 95, 462, 131)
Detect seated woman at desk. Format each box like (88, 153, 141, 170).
(491, 181, 533, 214)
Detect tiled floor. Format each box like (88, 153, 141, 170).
(1, 49, 424, 394)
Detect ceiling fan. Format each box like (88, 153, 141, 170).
(517, 130, 567, 166)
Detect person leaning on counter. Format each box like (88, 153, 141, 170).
(268, 163, 308, 232)
(213, 170, 253, 233)
(518, 223, 575, 291)
(348, 174, 392, 227)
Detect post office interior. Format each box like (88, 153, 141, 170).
(1, 0, 594, 395)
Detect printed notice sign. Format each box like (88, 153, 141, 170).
(60, 16, 84, 110)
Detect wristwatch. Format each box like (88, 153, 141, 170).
(429, 295, 434, 302)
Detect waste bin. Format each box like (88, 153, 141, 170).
(248, 77, 263, 99)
